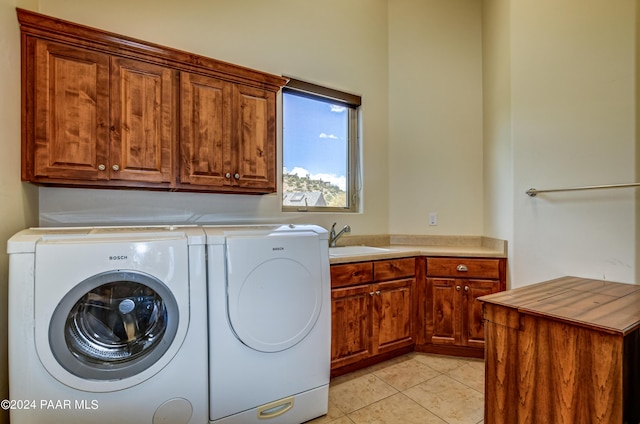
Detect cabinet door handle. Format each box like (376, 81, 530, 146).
(464, 286, 469, 292)
(234, 173, 240, 180)
(369, 292, 375, 296)
(98, 164, 106, 171)
(456, 285, 461, 291)
(375, 290, 381, 296)
(456, 264, 468, 272)
(112, 165, 120, 171)
(225, 173, 231, 179)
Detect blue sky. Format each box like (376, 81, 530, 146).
(282, 92, 348, 190)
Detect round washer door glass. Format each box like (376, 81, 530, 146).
(49, 270, 179, 381)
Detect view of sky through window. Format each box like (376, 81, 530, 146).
(283, 92, 348, 191)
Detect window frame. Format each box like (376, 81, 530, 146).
(281, 78, 361, 213)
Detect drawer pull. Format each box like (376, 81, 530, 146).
(456, 264, 468, 272)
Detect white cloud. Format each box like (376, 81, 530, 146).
(319, 133, 338, 140)
(330, 105, 346, 113)
(284, 166, 346, 191)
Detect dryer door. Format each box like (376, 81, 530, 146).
(225, 231, 323, 352)
(49, 270, 179, 381)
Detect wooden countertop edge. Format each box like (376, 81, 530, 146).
(480, 276, 640, 336)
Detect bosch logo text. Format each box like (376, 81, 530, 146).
(109, 255, 128, 261)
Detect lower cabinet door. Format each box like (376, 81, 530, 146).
(331, 284, 373, 369)
(463, 279, 501, 349)
(374, 278, 414, 355)
(427, 277, 460, 345)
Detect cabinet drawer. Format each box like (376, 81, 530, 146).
(331, 262, 374, 288)
(374, 258, 415, 281)
(426, 258, 500, 279)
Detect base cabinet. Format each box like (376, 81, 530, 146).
(421, 257, 506, 357)
(330, 259, 415, 375)
(482, 276, 640, 424)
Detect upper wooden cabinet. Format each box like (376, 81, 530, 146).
(29, 39, 110, 183)
(18, 8, 287, 193)
(179, 73, 276, 191)
(110, 57, 175, 185)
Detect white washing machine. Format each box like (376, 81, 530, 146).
(7, 226, 208, 424)
(205, 225, 330, 424)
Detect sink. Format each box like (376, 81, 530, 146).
(329, 246, 390, 257)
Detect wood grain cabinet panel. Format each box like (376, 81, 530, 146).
(331, 284, 373, 370)
(373, 258, 415, 281)
(179, 73, 276, 192)
(421, 257, 506, 358)
(482, 277, 640, 424)
(330, 258, 415, 376)
(375, 279, 413, 355)
(110, 57, 175, 184)
(429, 278, 458, 345)
(28, 38, 175, 186)
(179, 72, 231, 187)
(30, 39, 110, 182)
(18, 8, 286, 193)
(230, 84, 276, 191)
(330, 262, 373, 288)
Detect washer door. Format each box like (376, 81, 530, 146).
(49, 271, 179, 381)
(226, 232, 323, 353)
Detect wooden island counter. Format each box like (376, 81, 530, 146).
(480, 276, 640, 424)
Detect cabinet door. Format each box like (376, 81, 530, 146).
(331, 284, 373, 369)
(330, 262, 374, 288)
(462, 279, 501, 349)
(31, 39, 110, 181)
(230, 84, 276, 192)
(374, 258, 415, 281)
(179, 72, 232, 187)
(374, 279, 414, 355)
(427, 278, 460, 345)
(110, 57, 175, 183)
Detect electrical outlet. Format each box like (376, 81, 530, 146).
(429, 212, 438, 226)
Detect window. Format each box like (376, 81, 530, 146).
(282, 78, 361, 212)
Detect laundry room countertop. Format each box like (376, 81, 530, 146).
(328, 234, 507, 264)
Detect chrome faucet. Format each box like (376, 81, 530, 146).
(329, 222, 351, 247)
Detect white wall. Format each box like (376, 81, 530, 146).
(388, 0, 484, 235)
(483, 0, 637, 287)
(482, 0, 513, 247)
(0, 1, 39, 423)
(36, 0, 390, 235)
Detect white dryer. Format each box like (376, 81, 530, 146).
(7, 226, 208, 424)
(205, 225, 330, 424)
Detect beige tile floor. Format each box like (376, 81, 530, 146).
(306, 353, 485, 424)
